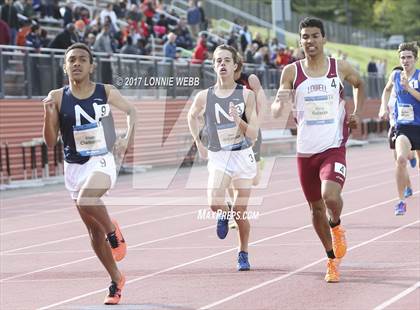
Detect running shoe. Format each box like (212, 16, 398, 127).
(104, 273, 126, 305)
(394, 201, 407, 216)
(107, 219, 127, 262)
(404, 187, 413, 198)
(216, 212, 229, 239)
(237, 251, 250, 271)
(325, 258, 340, 283)
(331, 225, 347, 259)
(409, 157, 417, 168)
(217, 203, 231, 239)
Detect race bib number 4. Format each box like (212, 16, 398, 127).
(73, 122, 107, 156)
(304, 95, 335, 125)
(217, 123, 245, 150)
(397, 104, 414, 123)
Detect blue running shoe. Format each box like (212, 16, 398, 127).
(216, 212, 229, 239)
(394, 201, 407, 216)
(404, 187, 413, 198)
(237, 251, 250, 271)
(409, 157, 417, 168)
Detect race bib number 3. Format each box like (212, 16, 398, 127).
(73, 122, 108, 156)
(217, 123, 245, 150)
(397, 104, 414, 123)
(304, 95, 335, 125)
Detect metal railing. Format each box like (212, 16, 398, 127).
(0, 45, 385, 99)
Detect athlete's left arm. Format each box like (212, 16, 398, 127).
(105, 85, 137, 150)
(339, 60, 365, 129)
(400, 73, 420, 101)
(230, 88, 259, 141)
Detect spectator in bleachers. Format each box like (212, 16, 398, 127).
(137, 15, 150, 38)
(85, 32, 96, 49)
(227, 30, 239, 52)
(1, 0, 19, 45)
(62, 0, 73, 27)
(252, 32, 264, 50)
(167, 8, 179, 27)
(74, 19, 86, 42)
(155, 14, 168, 37)
(137, 37, 150, 55)
(40, 28, 50, 47)
(13, 0, 25, 15)
(164, 32, 177, 60)
(26, 23, 42, 94)
(104, 15, 117, 35)
(126, 4, 142, 23)
(142, 1, 155, 20)
(114, 0, 127, 19)
(41, 0, 59, 19)
(197, 0, 207, 31)
(25, 23, 42, 50)
(367, 56, 378, 98)
(100, 3, 119, 31)
(120, 35, 138, 54)
(253, 45, 268, 67)
(269, 37, 283, 52)
(23, 0, 36, 19)
(186, 0, 200, 38)
(48, 23, 78, 49)
(244, 43, 257, 64)
(0, 19, 11, 44)
(191, 33, 208, 64)
(80, 7, 90, 25)
(174, 17, 193, 50)
(275, 47, 290, 68)
(239, 25, 252, 54)
(93, 21, 115, 83)
(16, 19, 32, 46)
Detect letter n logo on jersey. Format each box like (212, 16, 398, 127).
(214, 102, 245, 124)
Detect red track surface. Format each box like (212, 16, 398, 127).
(1, 143, 419, 310)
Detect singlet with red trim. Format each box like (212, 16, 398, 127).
(292, 57, 348, 155)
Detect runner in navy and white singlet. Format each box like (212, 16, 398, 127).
(42, 43, 136, 305)
(188, 44, 259, 271)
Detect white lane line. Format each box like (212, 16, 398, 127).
(1, 185, 416, 285)
(199, 220, 420, 309)
(0, 209, 198, 254)
(35, 197, 418, 309)
(1, 178, 404, 254)
(373, 281, 420, 310)
(0, 158, 391, 216)
(2, 165, 411, 236)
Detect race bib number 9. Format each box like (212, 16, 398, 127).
(73, 122, 107, 156)
(397, 104, 414, 123)
(304, 95, 335, 125)
(217, 123, 245, 150)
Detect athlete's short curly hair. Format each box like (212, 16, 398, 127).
(398, 42, 418, 59)
(64, 43, 94, 64)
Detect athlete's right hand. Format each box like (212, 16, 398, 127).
(42, 95, 57, 113)
(196, 140, 208, 160)
(378, 109, 389, 121)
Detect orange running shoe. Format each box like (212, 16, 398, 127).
(104, 273, 126, 305)
(331, 225, 347, 259)
(325, 258, 340, 283)
(108, 219, 127, 262)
